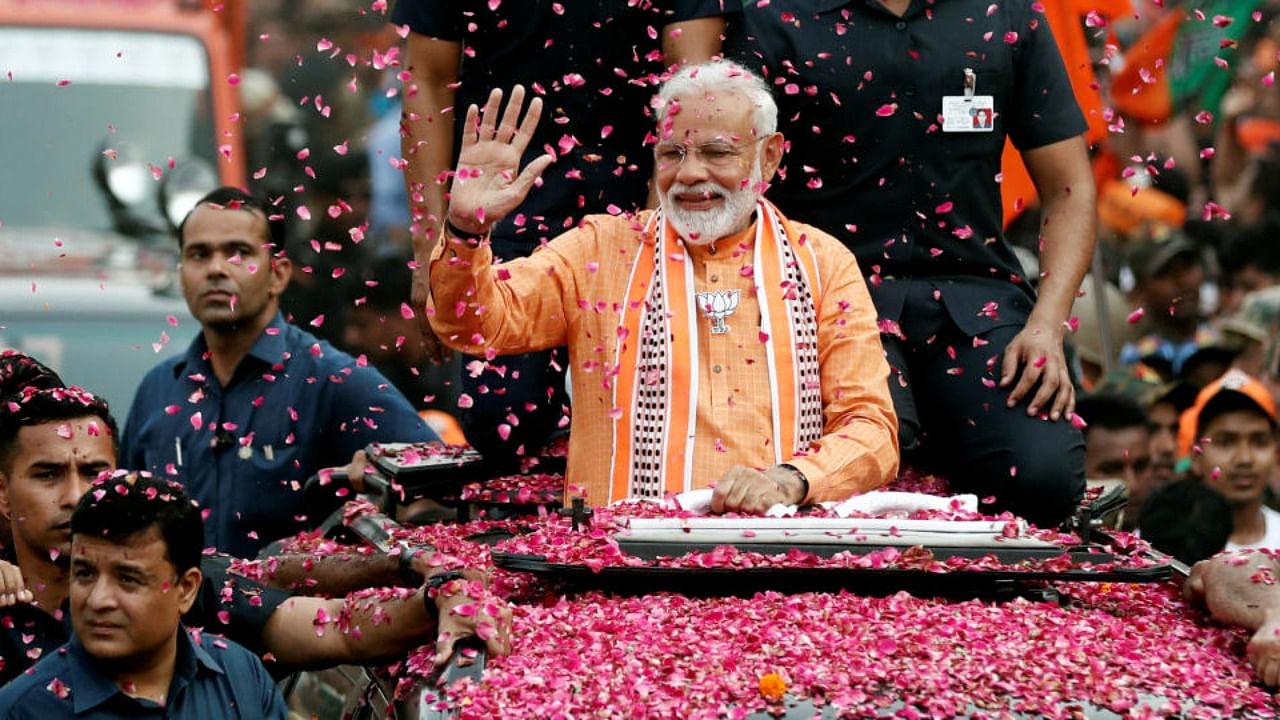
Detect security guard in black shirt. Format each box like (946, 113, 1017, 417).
(730, 0, 1096, 526)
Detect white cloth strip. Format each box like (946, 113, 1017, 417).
(625, 517, 1025, 535)
(620, 527, 1055, 549)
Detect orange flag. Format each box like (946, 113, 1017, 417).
(1110, 9, 1183, 124)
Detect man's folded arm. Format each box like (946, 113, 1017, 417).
(258, 592, 433, 667)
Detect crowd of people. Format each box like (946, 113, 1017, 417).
(3, 0, 1280, 713)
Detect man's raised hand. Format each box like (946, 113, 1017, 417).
(448, 86, 555, 235)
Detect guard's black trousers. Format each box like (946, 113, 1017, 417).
(882, 282, 1086, 528)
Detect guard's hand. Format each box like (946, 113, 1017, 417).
(710, 465, 806, 515)
(411, 267, 453, 364)
(999, 320, 1074, 421)
(448, 85, 554, 235)
(0, 560, 31, 607)
(432, 576, 514, 666)
(1249, 612, 1280, 687)
(336, 450, 372, 494)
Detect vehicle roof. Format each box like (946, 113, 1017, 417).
(1, 274, 188, 317)
(1, 275, 196, 419)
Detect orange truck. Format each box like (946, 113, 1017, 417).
(0, 0, 246, 238)
(0, 0, 247, 416)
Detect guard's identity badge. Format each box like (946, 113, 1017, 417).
(942, 67, 996, 133)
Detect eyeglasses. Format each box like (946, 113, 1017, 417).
(654, 139, 762, 170)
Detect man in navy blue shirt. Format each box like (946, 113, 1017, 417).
(0, 473, 287, 718)
(120, 187, 438, 557)
(0, 352, 511, 686)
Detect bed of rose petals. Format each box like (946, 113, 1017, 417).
(255, 494, 1270, 717)
(395, 582, 1277, 718)
(458, 472, 564, 505)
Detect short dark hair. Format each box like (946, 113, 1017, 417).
(1075, 393, 1150, 437)
(0, 352, 117, 470)
(177, 186, 285, 252)
(1150, 161, 1191, 205)
(0, 350, 63, 393)
(1138, 479, 1232, 564)
(71, 473, 204, 574)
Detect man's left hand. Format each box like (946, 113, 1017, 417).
(432, 576, 514, 666)
(999, 320, 1074, 421)
(710, 465, 807, 515)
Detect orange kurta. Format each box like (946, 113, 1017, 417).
(428, 211, 899, 505)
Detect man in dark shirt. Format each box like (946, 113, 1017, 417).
(0, 473, 287, 718)
(729, 0, 1097, 526)
(394, 0, 734, 467)
(0, 352, 509, 686)
(1074, 393, 1155, 530)
(120, 187, 438, 557)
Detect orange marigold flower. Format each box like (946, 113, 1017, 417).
(758, 672, 787, 702)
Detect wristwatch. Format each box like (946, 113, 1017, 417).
(777, 463, 810, 503)
(425, 569, 466, 593)
(397, 544, 435, 584)
(445, 219, 488, 245)
(422, 569, 467, 619)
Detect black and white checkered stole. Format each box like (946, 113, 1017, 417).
(609, 200, 824, 502)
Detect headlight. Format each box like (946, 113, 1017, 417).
(159, 159, 218, 229)
(104, 156, 152, 207)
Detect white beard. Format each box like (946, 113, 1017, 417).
(662, 161, 763, 246)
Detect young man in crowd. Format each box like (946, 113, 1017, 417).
(1146, 381, 1199, 490)
(120, 188, 438, 558)
(1179, 370, 1280, 550)
(1120, 233, 1209, 380)
(0, 473, 288, 718)
(1218, 217, 1280, 318)
(0, 352, 509, 685)
(1075, 393, 1155, 530)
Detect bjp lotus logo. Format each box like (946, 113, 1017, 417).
(696, 289, 740, 335)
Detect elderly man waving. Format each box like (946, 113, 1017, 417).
(429, 61, 898, 514)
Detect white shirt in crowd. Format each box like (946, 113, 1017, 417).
(1226, 506, 1280, 552)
